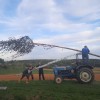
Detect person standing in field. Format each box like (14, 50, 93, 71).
(39, 67, 45, 80)
(82, 46, 90, 65)
(36, 62, 45, 80)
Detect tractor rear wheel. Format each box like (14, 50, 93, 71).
(55, 76, 62, 84)
(76, 67, 94, 84)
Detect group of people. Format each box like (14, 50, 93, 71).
(20, 63, 45, 83)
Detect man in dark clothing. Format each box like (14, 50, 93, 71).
(39, 67, 45, 80)
(82, 46, 90, 65)
(36, 62, 45, 80)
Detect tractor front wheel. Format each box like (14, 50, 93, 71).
(55, 76, 62, 84)
(76, 67, 94, 84)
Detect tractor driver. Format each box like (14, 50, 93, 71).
(82, 46, 90, 65)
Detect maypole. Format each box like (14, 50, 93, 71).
(34, 43, 100, 58)
(0, 36, 100, 59)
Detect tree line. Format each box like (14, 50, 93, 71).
(0, 58, 100, 69)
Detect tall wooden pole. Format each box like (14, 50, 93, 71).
(34, 43, 100, 58)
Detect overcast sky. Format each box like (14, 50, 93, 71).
(0, 0, 100, 60)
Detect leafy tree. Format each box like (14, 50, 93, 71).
(0, 58, 4, 64)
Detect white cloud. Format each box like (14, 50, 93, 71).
(0, 0, 99, 33)
(60, 0, 100, 16)
(4, 0, 68, 31)
(34, 26, 100, 50)
(17, 0, 62, 20)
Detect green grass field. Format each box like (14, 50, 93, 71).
(0, 80, 100, 100)
(0, 66, 100, 100)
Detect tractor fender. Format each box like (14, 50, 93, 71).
(76, 65, 93, 70)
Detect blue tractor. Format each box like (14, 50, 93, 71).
(53, 53, 94, 84)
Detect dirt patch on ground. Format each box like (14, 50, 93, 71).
(0, 74, 100, 81)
